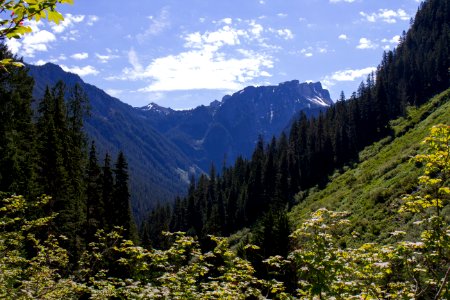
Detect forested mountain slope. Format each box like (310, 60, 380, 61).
(290, 88, 450, 245)
(28, 63, 200, 221)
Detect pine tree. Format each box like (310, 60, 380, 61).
(85, 141, 103, 244)
(35, 81, 89, 262)
(142, 203, 171, 249)
(0, 45, 36, 196)
(36, 85, 67, 211)
(112, 151, 137, 241)
(102, 153, 114, 231)
(66, 84, 89, 227)
(246, 136, 265, 224)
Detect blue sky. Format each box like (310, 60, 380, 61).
(7, 0, 421, 109)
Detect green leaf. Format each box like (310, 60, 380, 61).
(47, 10, 64, 24)
(6, 25, 33, 38)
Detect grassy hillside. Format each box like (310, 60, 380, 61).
(289, 88, 450, 246)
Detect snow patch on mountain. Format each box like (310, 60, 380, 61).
(307, 96, 330, 107)
(140, 102, 173, 115)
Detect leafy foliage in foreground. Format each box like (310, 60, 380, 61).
(0, 0, 73, 70)
(1, 125, 449, 299)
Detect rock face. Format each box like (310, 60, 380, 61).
(140, 80, 333, 170)
(28, 62, 333, 215)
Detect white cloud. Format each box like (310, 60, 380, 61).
(96, 53, 119, 63)
(276, 29, 294, 40)
(382, 35, 401, 50)
(112, 21, 274, 92)
(105, 89, 123, 97)
(61, 65, 99, 76)
(71, 52, 89, 60)
(300, 48, 313, 57)
(249, 20, 264, 39)
(10, 22, 57, 57)
(87, 15, 99, 26)
(338, 34, 348, 40)
(127, 49, 144, 73)
(137, 7, 170, 42)
(33, 60, 47, 66)
(267, 27, 294, 40)
(132, 47, 273, 91)
(382, 35, 401, 44)
(221, 18, 233, 24)
(360, 9, 410, 24)
(277, 13, 288, 18)
(60, 29, 79, 41)
(330, 67, 376, 81)
(295, 44, 329, 57)
(322, 66, 377, 87)
(356, 37, 378, 49)
(184, 25, 243, 49)
(51, 14, 85, 33)
(6, 38, 21, 54)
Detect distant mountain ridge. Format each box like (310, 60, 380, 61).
(139, 80, 332, 170)
(27, 62, 333, 220)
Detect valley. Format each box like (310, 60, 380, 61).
(28, 63, 332, 221)
(1, 0, 450, 298)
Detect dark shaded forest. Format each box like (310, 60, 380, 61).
(0, 47, 137, 262)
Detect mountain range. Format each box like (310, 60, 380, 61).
(28, 63, 333, 219)
(139, 80, 332, 171)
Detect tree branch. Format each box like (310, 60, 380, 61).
(434, 264, 450, 300)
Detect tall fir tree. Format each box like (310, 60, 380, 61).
(112, 151, 137, 241)
(36, 85, 68, 211)
(102, 153, 114, 231)
(0, 45, 36, 197)
(85, 141, 103, 244)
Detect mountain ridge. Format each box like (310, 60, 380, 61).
(138, 79, 332, 170)
(28, 62, 334, 220)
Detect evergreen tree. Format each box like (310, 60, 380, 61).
(246, 136, 265, 224)
(66, 84, 90, 232)
(141, 203, 171, 249)
(112, 151, 137, 241)
(85, 141, 103, 244)
(36, 85, 68, 213)
(35, 81, 89, 262)
(102, 153, 114, 231)
(0, 45, 36, 197)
